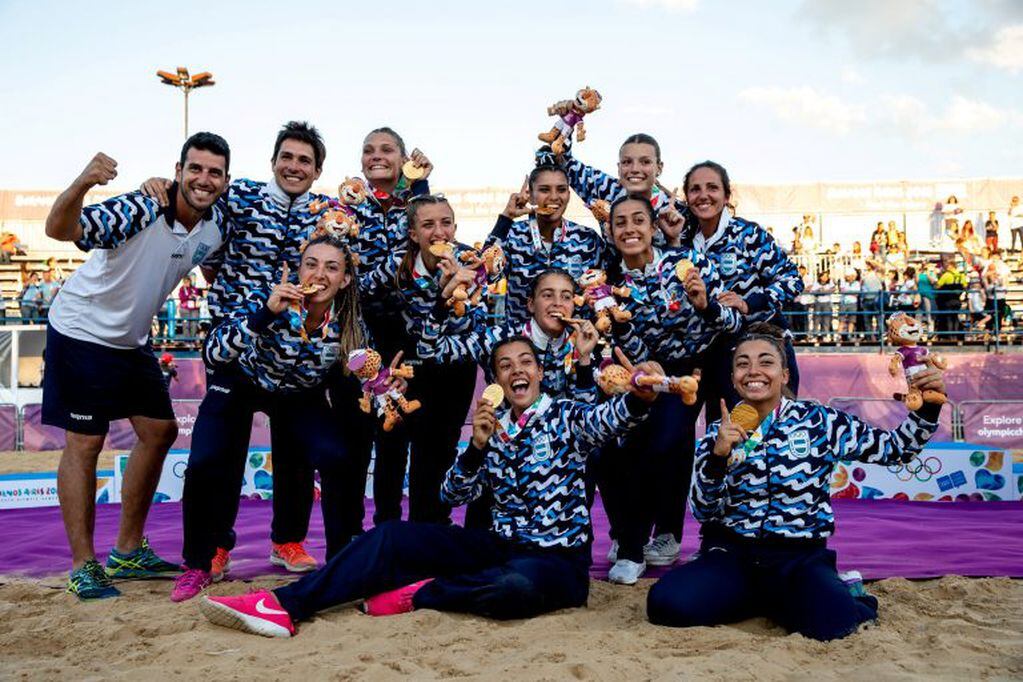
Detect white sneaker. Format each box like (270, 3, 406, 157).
(643, 533, 681, 567)
(606, 540, 619, 564)
(608, 559, 646, 585)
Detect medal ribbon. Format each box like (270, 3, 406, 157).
(497, 394, 552, 444)
(529, 216, 567, 262)
(739, 401, 785, 457)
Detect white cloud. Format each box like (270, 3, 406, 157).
(879, 94, 1020, 135)
(618, 0, 699, 11)
(841, 67, 865, 85)
(967, 24, 1023, 73)
(737, 86, 866, 134)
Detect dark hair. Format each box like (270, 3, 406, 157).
(490, 335, 540, 374)
(683, 160, 731, 199)
(365, 126, 407, 157)
(528, 268, 576, 299)
(733, 323, 793, 398)
(398, 194, 454, 288)
(609, 192, 656, 227)
(904, 266, 917, 278)
(180, 131, 231, 172)
(272, 121, 326, 170)
(299, 234, 364, 367)
(619, 133, 661, 163)
(529, 146, 568, 190)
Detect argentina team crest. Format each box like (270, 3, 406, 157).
(321, 344, 340, 364)
(720, 252, 738, 276)
(533, 434, 552, 461)
(790, 430, 811, 456)
(191, 242, 212, 265)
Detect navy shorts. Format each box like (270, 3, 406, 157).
(42, 325, 174, 435)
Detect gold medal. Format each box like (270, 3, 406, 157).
(674, 259, 695, 281)
(402, 160, 426, 180)
(481, 384, 505, 407)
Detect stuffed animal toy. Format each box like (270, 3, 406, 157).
(595, 359, 700, 405)
(589, 199, 611, 224)
(338, 177, 369, 206)
(886, 312, 947, 410)
(574, 269, 632, 333)
(430, 242, 506, 317)
(538, 86, 602, 156)
(313, 208, 360, 242)
(347, 348, 421, 432)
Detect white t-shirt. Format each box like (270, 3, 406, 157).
(48, 188, 227, 349)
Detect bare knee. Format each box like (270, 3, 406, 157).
(63, 432, 106, 463)
(135, 418, 178, 451)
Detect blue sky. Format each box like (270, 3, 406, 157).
(1, 0, 1020, 191)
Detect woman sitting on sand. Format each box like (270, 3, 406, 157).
(197, 338, 664, 637)
(646, 322, 946, 641)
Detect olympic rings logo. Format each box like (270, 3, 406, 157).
(887, 456, 942, 482)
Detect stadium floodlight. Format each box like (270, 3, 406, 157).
(155, 66, 216, 138)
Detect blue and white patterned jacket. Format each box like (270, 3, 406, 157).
(341, 178, 429, 315)
(442, 393, 650, 550)
(206, 179, 327, 324)
(682, 210, 803, 327)
(485, 214, 606, 328)
(359, 242, 481, 361)
(691, 399, 940, 539)
(203, 303, 349, 393)
(418, 307, 598, 403)
(613, 248, 741, 365)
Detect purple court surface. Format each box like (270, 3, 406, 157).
(3, 498, 1021, 582)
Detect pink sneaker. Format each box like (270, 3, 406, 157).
(199, 590, 295, 638)
(171, 568, 212, 602)
(361, 579, 433, 616)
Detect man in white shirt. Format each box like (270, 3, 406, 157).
(43, 132, 231, 599)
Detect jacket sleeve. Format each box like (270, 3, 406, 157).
(416, 305, 496, 364)
(358, 249, 403, 303)
(830, 404, 941, 465)
(562, 151, 622, 207)
(440, 442, 488, 505)
(690, 423, 729, 523)
(75, 192, 161, 251)
(569, 393, 649, 451)
(203, 305, 279, 367)
(744, 229, 804, 315)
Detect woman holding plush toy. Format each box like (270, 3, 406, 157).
(174, 233, 367, 602)
(485, 150, 607, 327)
(359, 194, 485, 526)
(597, 193, 741, 585)
(647, 322, 945, 640)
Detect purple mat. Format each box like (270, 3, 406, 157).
(3, 498, 1021, 581)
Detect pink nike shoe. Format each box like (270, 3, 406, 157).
(199, 590, 296, 638)
(361, 579, 434, 616)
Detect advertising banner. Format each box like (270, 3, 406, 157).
(960, 401, 1023, 449)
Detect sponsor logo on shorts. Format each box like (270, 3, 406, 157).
(208, 385, 231, 394)
(69, 412, 93, 421)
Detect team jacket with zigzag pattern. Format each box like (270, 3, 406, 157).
(203, 304, 346, 392)
(691, 400, 939, 539)
(485, 214, 606, 328)
(682, 211, 803, 326)
(613, 248, 741, 364)
(418, 307, 598, 403)
(206, 179, 327, 323)
(359, 241, 480, 360)
(341, 179, 429, 315)
(442, 394, 650, 549)
(562, 150, 684, 249)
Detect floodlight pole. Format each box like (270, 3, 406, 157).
(156, 67, 216, 138)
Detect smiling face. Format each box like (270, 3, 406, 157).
(175, 148, 229, 213)
(410, 202, 456, 255)
(298, 241, 351, 305)
(685, 166, 728, 226)
(617, 142, 661, 194)
(492, 340, 543, 414)
(272, 139, 321, 196)
(610, 198, 655, 261)
(732, 339, 788, 405)
(527, 272, 576, 336)
(530, 169, 570, 223)
(361, 132, 404, 187)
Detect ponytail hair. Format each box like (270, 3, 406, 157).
(529, 146, 568, 190)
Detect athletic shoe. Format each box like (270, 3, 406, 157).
(361, 579, 433, 616)
(606, 540, 619, 564)
(643, 533, 681, 567)
(608, 559, 646, 585)
(105, 537, 181, 579)
(199, 590, 295, 638)
(170, 568, 213, 602)
(211, 548, 231, 583)
(67, 560, 121, 600)
(269, 542, 318, 573)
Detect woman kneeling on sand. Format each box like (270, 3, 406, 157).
(646, 323, 946, 641)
